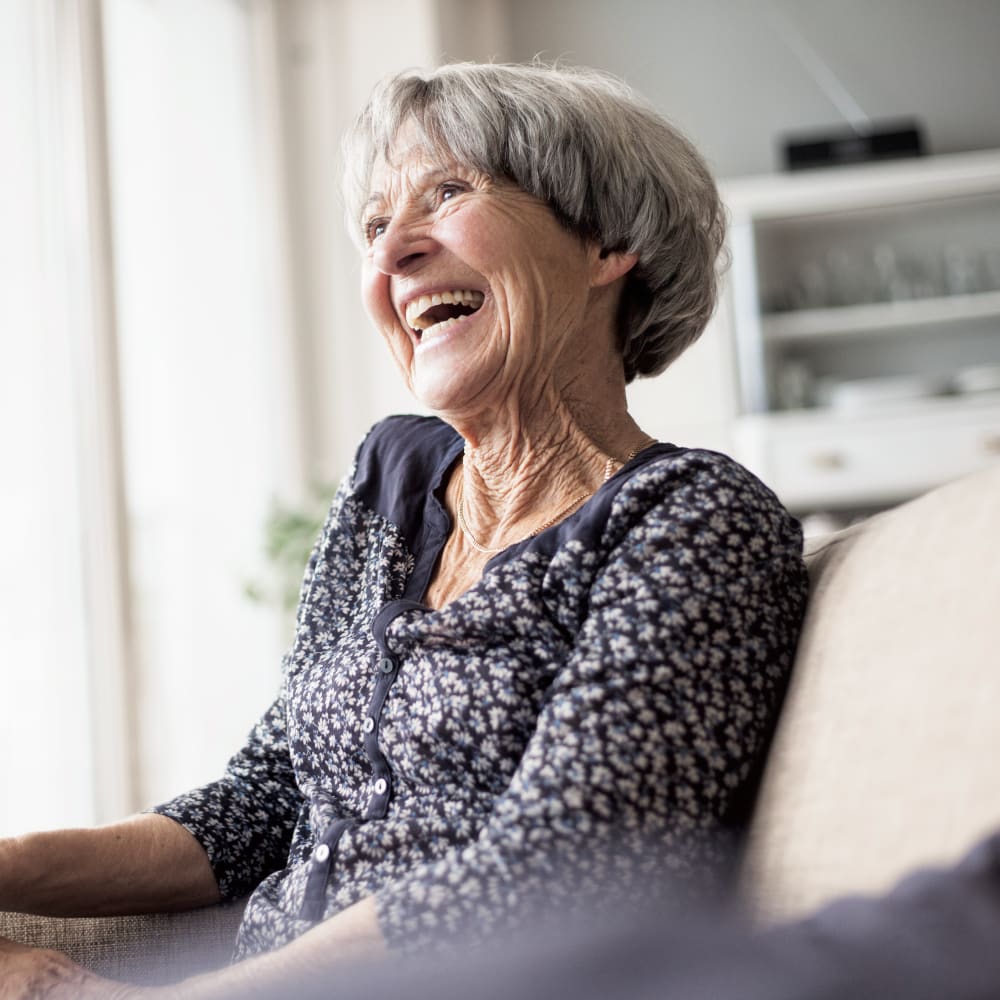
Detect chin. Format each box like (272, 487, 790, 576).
(410, 353, 492, 414)
(411, 383, 468, 415)
(410, 373, 482, 418)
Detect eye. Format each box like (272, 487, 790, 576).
(437, 181, 465, 204)
(364, 217, 388, 243)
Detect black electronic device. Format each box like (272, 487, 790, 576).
(782, 121, 924, 171)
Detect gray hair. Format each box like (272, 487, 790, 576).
(343, 62, 727, 382)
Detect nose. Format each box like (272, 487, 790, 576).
(371, 216, 437, 276)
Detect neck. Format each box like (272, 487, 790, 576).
(450, 332, 634, 471)
(450, 392, 653, 553)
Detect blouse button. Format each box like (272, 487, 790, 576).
(363, 717, 375, 733)
(313, 844, 330, 863)
(373, 778, 389, 795)
(379, 657, 396, 675)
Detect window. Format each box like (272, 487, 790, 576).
(1, 0, 302, 831)
(0, 0, 96, 829)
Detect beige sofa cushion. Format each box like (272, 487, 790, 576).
(742, 461, 1000, 921)
(0, 902, 244, 984)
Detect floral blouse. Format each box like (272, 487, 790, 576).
(151, 415, 808, 958)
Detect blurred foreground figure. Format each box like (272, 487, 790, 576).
(283, 830, 1000, 1000)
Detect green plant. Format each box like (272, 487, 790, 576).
(244, 483, 333, 613)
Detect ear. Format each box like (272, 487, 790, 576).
(588, 245, 639, 289)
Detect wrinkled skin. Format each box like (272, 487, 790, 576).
(0, 937, 139, 1000)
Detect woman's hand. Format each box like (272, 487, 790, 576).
(0, 937, 140, 1000)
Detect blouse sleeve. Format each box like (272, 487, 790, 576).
(374, 451, 809, 950)
(148, 470, 357, 900)
(148, 693, 303, 900)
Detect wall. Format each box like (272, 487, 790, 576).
(506, 0, 1000, 179)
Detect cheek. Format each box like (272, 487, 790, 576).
(433, 206, 507, 264)
(360, 265, 395, 329)
(361, 265, 413, 380)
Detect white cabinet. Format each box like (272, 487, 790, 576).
(721, 149, 1000, 513)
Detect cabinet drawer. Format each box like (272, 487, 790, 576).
(735, 406, 1000, 510)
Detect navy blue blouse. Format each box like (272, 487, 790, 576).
(152, 415, 808, 957)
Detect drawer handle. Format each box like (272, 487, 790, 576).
(810, 451, 847, 470)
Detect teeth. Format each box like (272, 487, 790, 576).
(417, 315, 462, 347)
(404, 289, 484, 331)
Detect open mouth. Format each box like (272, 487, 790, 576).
(404, 289, 485, 339)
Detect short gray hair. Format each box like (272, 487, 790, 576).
(343, 62, 727, 382)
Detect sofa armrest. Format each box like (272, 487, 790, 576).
(0, 902, 245, 985)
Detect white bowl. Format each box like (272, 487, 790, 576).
(953, 364, 1000, 395)
(826, 374, 951, 411)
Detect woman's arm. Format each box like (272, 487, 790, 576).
(0, 686, 305, 917)
(0, 815, 220, 1000)
(0, 813, 219, 917)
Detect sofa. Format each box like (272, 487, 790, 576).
(3, 460, 998, 984)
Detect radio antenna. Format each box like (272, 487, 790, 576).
(764, 1, 872, 134)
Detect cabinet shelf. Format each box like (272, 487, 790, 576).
(762, 289, 1000, 343)
(721, 149, 1000, 512)
(734, 397, 1000, 511)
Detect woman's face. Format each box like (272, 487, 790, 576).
(360, 128, 616, 421)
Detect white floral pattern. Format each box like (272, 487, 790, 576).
(151, 415, 808, 958)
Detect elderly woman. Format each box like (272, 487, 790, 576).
(0, 63, 807, 998)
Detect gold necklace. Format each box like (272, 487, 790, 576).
(456, 441, 653, 555)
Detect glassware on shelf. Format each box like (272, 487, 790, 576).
(769, 242, 1000, 313)
(775, 359, 816, 410)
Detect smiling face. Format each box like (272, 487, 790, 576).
(359, 128, 630, 426)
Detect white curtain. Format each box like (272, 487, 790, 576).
(0, 2, 96, 830)
(101, 0, 304, 806)
(0, 0, 307, 830)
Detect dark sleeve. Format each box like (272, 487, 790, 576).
(375, 452, 809, 950)
(147, 470, 358, 900)
(751, 832, 1000, 999)
(149, 694, 302, 900)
